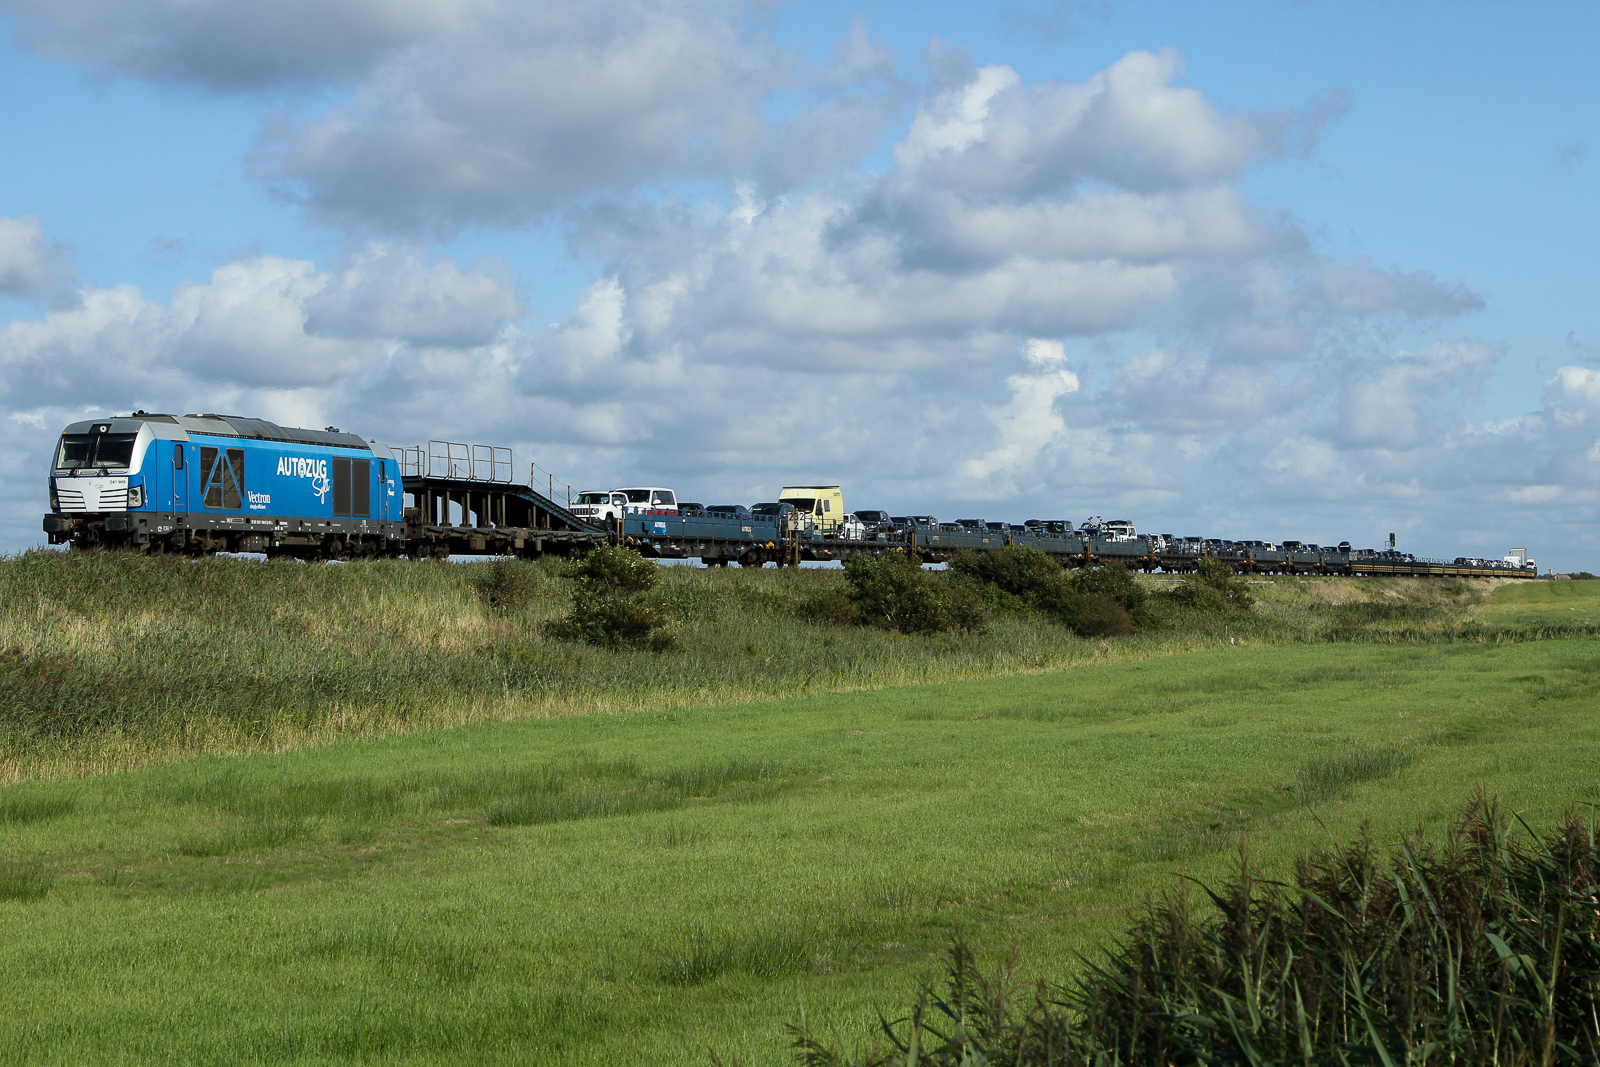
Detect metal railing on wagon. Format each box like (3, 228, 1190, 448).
(394, 441, 514, 483)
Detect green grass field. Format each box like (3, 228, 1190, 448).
(3, 576, 1597, 1064)
(1480, 575, 1600, 627)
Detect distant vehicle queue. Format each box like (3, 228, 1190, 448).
(565, 479, 1537, 577)
(40, 416, 1538, 578)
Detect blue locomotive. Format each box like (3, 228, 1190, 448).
(42, 412, 404, 557)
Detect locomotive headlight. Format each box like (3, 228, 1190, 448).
(127, 485, 144, 509)
(49, 483, 58, 510)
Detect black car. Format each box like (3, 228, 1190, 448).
(677, 502, 705, 517)
(705, 504, 752, 519)
(751, 502, 797, 518)
(853, 510, 890, 525)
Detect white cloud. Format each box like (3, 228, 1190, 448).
(960, 339, 1081, 490)
(1336, 341, 1499, 450)
(893, 50, 1282, 198)
(259, 0, 901, 230)
(0, 245, 517, 411)
(304, 244, 519, 346)
(7, 0, 905, 230)
(0, 215, 67, 296)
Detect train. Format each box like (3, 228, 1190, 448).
(40, 412, 1540, 579)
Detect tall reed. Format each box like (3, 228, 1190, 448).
(788, 791, 1600, 1065)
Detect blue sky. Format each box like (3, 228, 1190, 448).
(1, 0, 1597, 568)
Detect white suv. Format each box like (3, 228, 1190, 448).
(572, 490, 627, 523)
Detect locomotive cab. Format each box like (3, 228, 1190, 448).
(48, 416, 186, 515)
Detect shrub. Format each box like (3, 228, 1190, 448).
(795, 587, 860, 627)
(547, 546, 678, 651)
(949, 549, 1146, 637)
(785, 791, 1600, 1066)
(949, 546, 1079, 617)
(936, 577, 992, 635)
(1058, 594, 1134, 637)
(472, 558, 548, 613)
(1070, 560, 1147, 618)
(568, 544, 659, 598)
(843, 553, 988, 635)
(1170, 556, 1255, 612)
(950, 547, 1073, 607)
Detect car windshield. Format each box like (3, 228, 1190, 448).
(784, 499, 816, 513)
(623, 490, 651, 503)
(576, 492, 609, 504)
(55, 432, 138, 470)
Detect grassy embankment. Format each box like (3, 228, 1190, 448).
(0, 558, 1596, 1064)
(0, 550, 1569, 781)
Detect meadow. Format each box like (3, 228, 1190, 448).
(1, 557, 1595, 1063)
(1, 573, 1597, 1063)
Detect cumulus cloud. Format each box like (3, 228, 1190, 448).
(960, 339, 1081, 490)
(263, 0, 902, 229)
(562, 53, 1466, 377)
(1336, 341, 1499, 450)
(7, 0, 905, 229)
(0, 215, 68, 296)
(892, 50, 1271, 197)
(304, 244, 519, 346)
(0, 245, 517, 413)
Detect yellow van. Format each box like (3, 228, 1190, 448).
(779, 485, 844, 532)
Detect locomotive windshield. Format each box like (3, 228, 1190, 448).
(55, 432, 138, 470)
